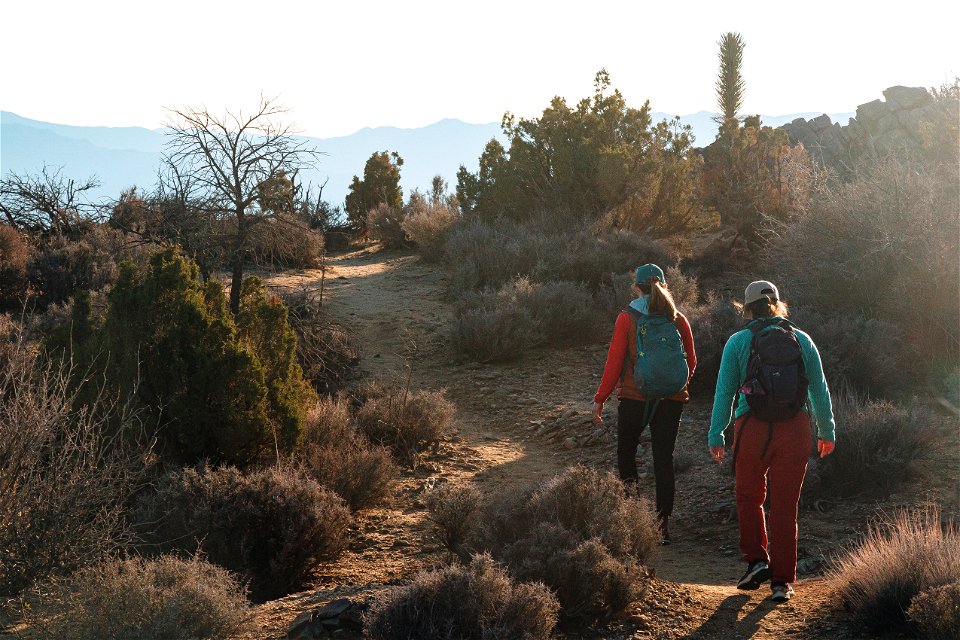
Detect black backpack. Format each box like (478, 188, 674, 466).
(741, 319, 808, 422)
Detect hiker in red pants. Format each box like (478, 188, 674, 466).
(593, 264, 696, 545)
(708, 280, 836, 602)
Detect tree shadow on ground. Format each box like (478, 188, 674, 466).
(687, 593, 778, 639)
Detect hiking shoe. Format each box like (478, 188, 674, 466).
(770, 582, 794, 602)
(658, 516, 670, 546)
(736, 560, 771, 590)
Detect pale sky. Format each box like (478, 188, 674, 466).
(2, 0, 957, 138)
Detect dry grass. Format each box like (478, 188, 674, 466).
(830, 506, 960, 634)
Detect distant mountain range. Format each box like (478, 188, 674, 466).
(1, 109, 853, 208)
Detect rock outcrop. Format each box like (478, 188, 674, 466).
(780, 85, 940, 175)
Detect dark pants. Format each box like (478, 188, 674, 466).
(617, 398, 683, 518)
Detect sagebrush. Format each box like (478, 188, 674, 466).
(133, 464, 351, 601)
(33, 556, 252, 640)
(364, 553, 559, 640)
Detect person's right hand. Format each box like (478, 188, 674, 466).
(592, 402, 604, 425)
(710, 446, 726, 465)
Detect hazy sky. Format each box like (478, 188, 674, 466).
(2, 0, 957, 138)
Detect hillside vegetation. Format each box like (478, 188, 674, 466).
(1, 54, 957, 640)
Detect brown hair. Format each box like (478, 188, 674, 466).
(734, 298, 790, 319)
(637, 277, 679, 320)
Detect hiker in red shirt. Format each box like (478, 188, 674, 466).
(592, 264, 696, 544)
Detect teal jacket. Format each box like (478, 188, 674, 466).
(708, 318, 836, 447)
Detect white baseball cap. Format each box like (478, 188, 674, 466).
(744, 280, 780, 305)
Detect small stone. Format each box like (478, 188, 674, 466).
(562, 437, 578, 449)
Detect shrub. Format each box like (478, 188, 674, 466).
(367, 203, 408, 248)
(249, 214, 324, 269)
(302, 394, 354, 448)
(57, 249, 317, 466)
(426, 467, 659, 624)
(788, 307, 919, 396)
(664, 266, 700, 310)
(770, 159, 959, 392)
(830, 506, 960, 634)
(364, 553, 559, 640)
(27, 225, 131, 307)
(0, 224, 30, 311)
(452, 302, 539, 363)
(401, 199, 458, 262)
(302, 433, 398, 510)
(235, 277, 318, 449)
(34, 556, 252, 640)
(502, 525, 642, 620)
(282, 289, 361, 394)
(299, 396, 398, 510)
(524, 466, 659, 563)
(425, 483, 483, 560)
(804, 396, 934, 500)
(444, 218, 673, 295)
(355, 384, 454, 464)
(453, 277, 601, 362)
(133, 464, 351, 601)
(0, 328, 146, 596)
(908, 580, 960, 639)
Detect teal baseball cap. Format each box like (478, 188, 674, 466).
(635, 263, 665, 285)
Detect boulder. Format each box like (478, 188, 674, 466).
(882, 85, 931, 111)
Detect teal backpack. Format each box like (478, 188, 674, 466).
(624, 307, 689, 399)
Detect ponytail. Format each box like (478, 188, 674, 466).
(638, 276, 679, 319)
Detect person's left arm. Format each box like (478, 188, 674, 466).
(797, 330, 836, 444)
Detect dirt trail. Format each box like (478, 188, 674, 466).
(257, 247, 856, 640)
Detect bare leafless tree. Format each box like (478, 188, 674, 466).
(0, 165, 101, 235)
(163, 97, 319, 313)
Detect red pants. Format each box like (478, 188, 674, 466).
(732, 412, 812, 584)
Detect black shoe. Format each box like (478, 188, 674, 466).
(658, 516, 671, 545)
(737, 560, 771, 590)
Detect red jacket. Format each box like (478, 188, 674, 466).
(594, 311, 696, 404)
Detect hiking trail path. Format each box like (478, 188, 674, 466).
(256, 247, 862, 640)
